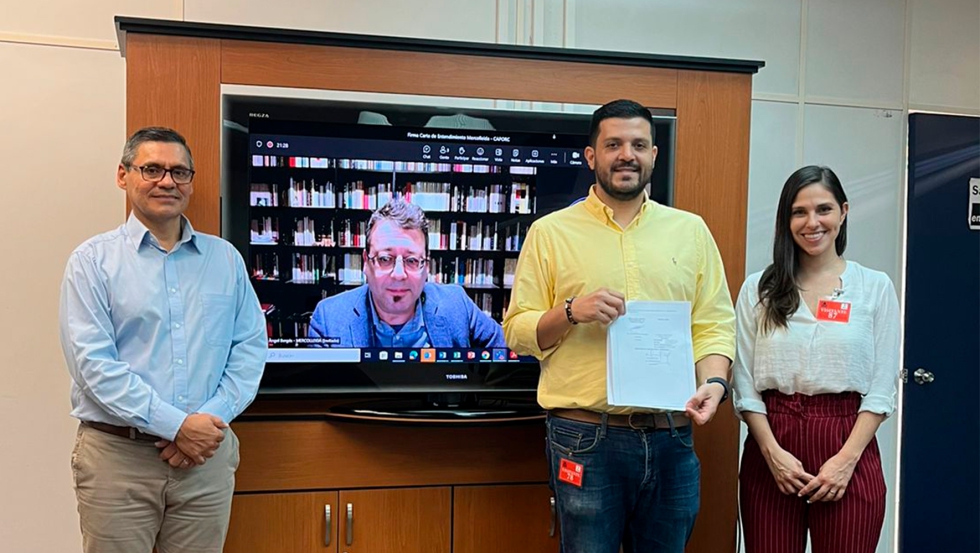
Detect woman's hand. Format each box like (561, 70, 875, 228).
(798, 452, 857, 502)
(764, 446, 815, 495)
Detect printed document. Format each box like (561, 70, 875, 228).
(607, 301, 696, 411)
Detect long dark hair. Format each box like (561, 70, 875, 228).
(758, 165, 848, 333)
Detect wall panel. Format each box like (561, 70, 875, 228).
(185, 0, 498, 43)
(569, 0, 800, 97)
(0, 0, 178, 44)
(805, 0, 906, 106)
(909, 0, 980, 112)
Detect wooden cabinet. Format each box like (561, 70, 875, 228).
(225, 488, 453, 553)
(339, 488, 451, 553)
(225, 485, 557, 553)
(453, 484, 558, 553)
(225, 491, 338, 553)
(224, 415, 554, 552)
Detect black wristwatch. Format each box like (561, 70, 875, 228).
(705, 377, 730, 403)
(564, 297, 578, 325)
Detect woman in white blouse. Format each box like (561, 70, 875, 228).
(733, 165, 900, 553)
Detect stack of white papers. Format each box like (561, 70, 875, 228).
(606, 301, 696, 411)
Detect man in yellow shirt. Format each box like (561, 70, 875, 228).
(503, 99, 735, 553)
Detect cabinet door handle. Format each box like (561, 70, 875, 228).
(324, 504, 331, 546)
(346, 503, 354, 546)
(549, 496, 557, 537)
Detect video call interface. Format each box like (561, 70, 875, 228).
(244, 119, 600, 365)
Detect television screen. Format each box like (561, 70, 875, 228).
(222, 93, 675, 397)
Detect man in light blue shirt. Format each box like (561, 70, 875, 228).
(308, 199, 506, 349)
(59, 127, 267, 553)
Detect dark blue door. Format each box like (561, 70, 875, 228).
(901, 113, 979, 552)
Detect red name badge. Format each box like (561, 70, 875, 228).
(558, 458, 584, 487)
(816, 299, 851, 323)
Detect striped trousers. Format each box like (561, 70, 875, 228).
(739, 391, 886, 553)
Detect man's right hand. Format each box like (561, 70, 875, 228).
(174, 413, 228, 465)
(570, 288, 626, 324)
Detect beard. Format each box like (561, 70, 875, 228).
(595, 161, 651, 201)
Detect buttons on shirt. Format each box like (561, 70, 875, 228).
(176, 359, 183, 365)
(170, 287, 177, 294)
(178, 395, 184, 402)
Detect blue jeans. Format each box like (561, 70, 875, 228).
(546, 413, 700, 553)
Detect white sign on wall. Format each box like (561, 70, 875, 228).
(970, 178, 980, 231)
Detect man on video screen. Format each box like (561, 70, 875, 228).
(308, 199, 506, 348)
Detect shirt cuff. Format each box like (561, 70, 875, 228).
(507, 311, 554, 359)
(859, 394, 895, 417)
(147, 398, 189, 441)
(733, 398, 767, 420)
(198, 396, 236, 424)
(694, 345, 736, 364)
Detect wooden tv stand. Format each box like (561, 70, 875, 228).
(228, 398, 555, 552)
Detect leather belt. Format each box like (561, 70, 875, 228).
(551, 408, 690, 430)
(82, 421, 162, 442)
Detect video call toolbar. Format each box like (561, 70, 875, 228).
(250, 134, 587, 168)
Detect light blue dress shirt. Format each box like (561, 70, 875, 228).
(369, 292, 431, 348)
(59, 214, 268, 441)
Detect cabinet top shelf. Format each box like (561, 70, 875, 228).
(116, 17, 764, 74)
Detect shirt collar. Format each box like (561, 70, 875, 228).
(581, 185, 654, 228)
(124, 212, 200, 253)
(369, 291, 426, 335)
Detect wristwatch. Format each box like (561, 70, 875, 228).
(564, 297, 578, 325)
(705, 377, 730, 403)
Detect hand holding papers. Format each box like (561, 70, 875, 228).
(606, 301, 696, 411)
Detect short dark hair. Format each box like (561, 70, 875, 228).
(366, 199, 430, 256)
(120, 127, 194, 170)
(588, 99, 655, 146)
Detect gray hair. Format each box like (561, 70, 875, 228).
(120, 127, 194, 170)
(366, 199, 429, 255)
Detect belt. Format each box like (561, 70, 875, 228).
(551, 408, 690, 430)
(82, 421, 162, 442)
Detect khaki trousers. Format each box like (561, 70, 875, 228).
(71, 423, 240, 553)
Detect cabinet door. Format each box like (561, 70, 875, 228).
(338, 487, 451, 553)
(453, 484, 559, 553)
(225, 491, 338, 553)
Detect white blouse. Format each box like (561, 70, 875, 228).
(732, 260, 901, 417)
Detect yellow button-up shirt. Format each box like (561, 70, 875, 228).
(503, 186, 736, 413)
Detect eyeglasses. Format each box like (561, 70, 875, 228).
(367, 254, 427, 273)
(131, 165, 195, 185)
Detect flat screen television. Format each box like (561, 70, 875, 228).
(222, 92, 675, 417)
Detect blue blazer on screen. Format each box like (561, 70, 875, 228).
(308, 283, 506, 348)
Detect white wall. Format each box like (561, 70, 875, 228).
(0, 41, 128, 553)
(0, 1, 976, 552)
